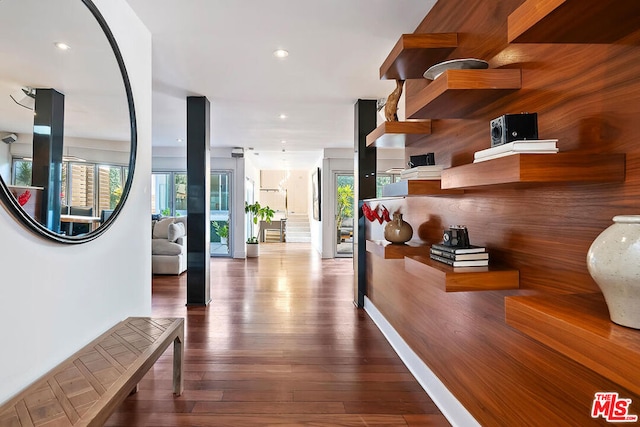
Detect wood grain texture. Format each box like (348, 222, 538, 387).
(104, 244, 449, 427)
(508, 0, 640, 43)
(366, 120, 432, 148)
(367, 253, 640, 426)
(381, 180, 463, 197)
(380, 33, 459, 80)
(0, 318, 184, 427)
(440, 153, 626, 189)
(506, 293, 640, 396)
(404, 255, 519, 292)
(366, 239, 430, 260)
(365, 0, 640, 425)
(406, 69, 522, 119)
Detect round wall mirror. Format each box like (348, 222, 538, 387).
(0, 0, 136, 243)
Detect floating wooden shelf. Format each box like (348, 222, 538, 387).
(404, 256, 519, 292)
(381, 179, 463, 197)
(508, 0, 640, 44)
(405, 69, 522, 119)
(506, 293, 640, 396)
(440, 153, 626, 189)
(366, 239, 429, 259)
(366, 120, 432, 148)
(380, 33, 459, 80)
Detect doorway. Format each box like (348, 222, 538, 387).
(335, 172, 354, 257)
(210, 171, 231, 256)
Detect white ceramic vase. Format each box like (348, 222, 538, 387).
(587, 215, 640, 329)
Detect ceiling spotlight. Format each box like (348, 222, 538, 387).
(279, 113, 287, 119)
(10, 87, 36, 110)
(176, 138, 183, 143)
(54, 42, 71, 51)
(273, 49, 289, 58)
(281, 140, 286, 144)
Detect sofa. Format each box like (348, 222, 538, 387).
(152, 216, 187, 275)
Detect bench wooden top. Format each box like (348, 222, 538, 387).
(0, 317, 184, 427)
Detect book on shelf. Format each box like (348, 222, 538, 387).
(473, 139, 558, 163)
(430, 247, 488, 261)
(429, 253, 489, 267)
(400, 165, 444, 177)
(473, 149, 559, 163)
(401, 173, 442, 180)
(431, 243, 486, 254)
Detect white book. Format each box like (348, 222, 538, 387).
(400, 165, 444, 177)
(474, 139, 558, 160)
(473, 149, 559, 163)
(401, 171, 442, 178)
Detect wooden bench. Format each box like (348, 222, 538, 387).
(0, 317, 184, 427)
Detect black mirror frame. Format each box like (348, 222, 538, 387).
(0, 0, 137, 244)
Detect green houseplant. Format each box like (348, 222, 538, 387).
(212, 221, 229, 245)
(336, 183, 354, 241)
(245, 202, 275, 257)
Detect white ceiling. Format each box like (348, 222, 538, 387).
(124, 0, 437, 169)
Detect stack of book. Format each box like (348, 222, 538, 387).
(473, 139, 558, 163)
(400, 165, 444, 180)
(429, 243, 489, 267)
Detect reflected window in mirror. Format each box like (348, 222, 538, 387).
(11, 157, 128, 229)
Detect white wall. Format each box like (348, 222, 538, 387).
(0, 0, 152, 405)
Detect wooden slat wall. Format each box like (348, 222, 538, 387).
(366, 0, 640, 425)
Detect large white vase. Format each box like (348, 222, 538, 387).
(587, 215, 640, 329)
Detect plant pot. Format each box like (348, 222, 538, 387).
(246, 242, 259, 258)
(384, 212, 413, 244)
(587, 215, 640, 329)
(220, 237, 228, 245)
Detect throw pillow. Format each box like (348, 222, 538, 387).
(167, 222, 186, 242)
(153, 217, 174, 239)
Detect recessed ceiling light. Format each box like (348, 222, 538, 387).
(281, 140, 286, 144)
(54, 42, 71, 51)
(279, 113, 287, 119)
(273, 49, 289, 58)
(176, 138, 183, 143)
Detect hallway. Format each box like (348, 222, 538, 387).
(106, 243, 449, 426)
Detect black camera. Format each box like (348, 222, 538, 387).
(408, 153, 435, 168)
(442, 225, 470, 248)
(490, 113, 538, 147)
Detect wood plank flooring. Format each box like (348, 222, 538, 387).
(105, 243, 449, 426)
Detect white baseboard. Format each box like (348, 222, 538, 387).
(364, 297, 481, 427)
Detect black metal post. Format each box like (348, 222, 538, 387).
(186, 96, 211, 306)
(32, 88, 64, 232)
(353, 99, 377, 307)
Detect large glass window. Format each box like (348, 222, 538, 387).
(376, 173, 401, 198)
(11, 158, 127, 219)
(336, 173, 354, 257)
(174, 173, 188, 216)
(12, 160, 32, 187)
(151, 173, 171, 216)
(210, 171, 231, 256)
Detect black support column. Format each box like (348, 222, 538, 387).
(353, 99, 377, 307)
(186, 96, 211, 306)
(32, 88, 64, 232)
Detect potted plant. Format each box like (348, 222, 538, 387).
(336, 183, 354, 242)
(212, 220, 229, 245)
(245, 201, 275, 257)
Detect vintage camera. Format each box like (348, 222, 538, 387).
(490, 113, 538, 147)
(442, 225, 470, 248)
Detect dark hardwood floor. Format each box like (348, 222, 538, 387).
(105, 243, 449, 426)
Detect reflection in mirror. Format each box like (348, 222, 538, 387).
(0, 0, 134, 242)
